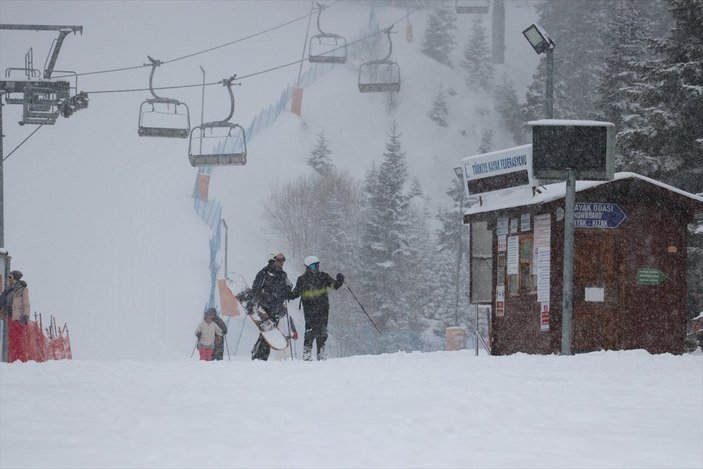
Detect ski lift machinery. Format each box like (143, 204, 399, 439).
(308, 2, 347, 64)
(455, 0, 490, 14)
(358, 27, 400, 93)
(188, 75, 247, 167)
(138, 56, 191, 138)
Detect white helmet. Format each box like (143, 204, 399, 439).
(304, 255, 320, 268)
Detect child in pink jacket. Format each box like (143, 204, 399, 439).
(194, 309, 223, 361)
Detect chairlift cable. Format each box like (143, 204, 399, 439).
(83, 8, 418, 95)
(53, 4, 340, 79)
(3, 124, 44, 161)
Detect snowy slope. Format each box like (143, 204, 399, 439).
(1, 350, 702, 468)
(0, 0, 541, 359)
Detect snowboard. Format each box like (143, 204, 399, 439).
(247, 306, 289, 350)
(232, 280, 289, 351)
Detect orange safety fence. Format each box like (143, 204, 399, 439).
(4, 314, 72, 363)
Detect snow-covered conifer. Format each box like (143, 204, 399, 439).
(460, 16, 494, 91)
(421, 3, 457, 67)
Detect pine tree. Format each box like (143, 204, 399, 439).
(308, 130, 334, 176)
(432, 176, 471, 332)
(478, 129, 494, 153)
(595, 3, 660, 175)
(357, 123, 432, 351)
(522, 0, 614, 121)
(461, 16, 494, 91)
(421, 3, 457, 67)
(596, 3, 654, 130)
(429, 83, 449, 127)
(622, 0, 703, 193)
(494, 73, 526, 144)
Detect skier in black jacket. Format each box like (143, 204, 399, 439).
(291, 255, 344, 361)
(250, 252, 294, 360)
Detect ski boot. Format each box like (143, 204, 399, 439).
(317, 346, 327, 361)
(302, 346, 312, 361)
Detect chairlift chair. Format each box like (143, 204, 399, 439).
(138, 57, 191, 138)
(358, 27, 400, 93)
(188, 75, 247, 167)
(22, 85, 61, 125)
(456, 0, 490, 14)
(308, 3, 348, 64)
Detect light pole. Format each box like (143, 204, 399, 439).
(522, 23, 555, 118)
(199, 66, 205, 155)
(453, 166, 465, 326)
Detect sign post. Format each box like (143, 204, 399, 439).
(561, 168, 575, 355)
(528, 120, 615, 355)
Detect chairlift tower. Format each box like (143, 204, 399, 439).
(0, 23, 83, 363)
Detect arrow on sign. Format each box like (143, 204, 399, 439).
(574, 203, 626, 229)
(637, 268, 667, 285)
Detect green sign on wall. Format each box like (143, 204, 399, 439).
(637, 268, 667, 285)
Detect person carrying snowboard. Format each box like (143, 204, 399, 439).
(194, 308, 223, 361)
(249, 252, 294, 361)
(291, 255, 343, 361)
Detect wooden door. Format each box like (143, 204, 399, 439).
(572, 233, 622, 352)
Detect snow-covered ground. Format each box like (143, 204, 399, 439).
(1, 2, 702, 468)
(2, 350, 702, 469)
(0, 0, 540, 360)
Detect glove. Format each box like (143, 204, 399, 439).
(196, 332, 201, 339)
(19, 315, 29, 325)
(336, 273, 344, 286)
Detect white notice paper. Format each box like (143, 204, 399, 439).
(507, 236, 519, 275)
(537, 247, 551, 303)
(585, 287, 605, 302)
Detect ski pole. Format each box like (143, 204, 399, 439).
(286, 313, 295, 360)
(190, 338, 199, 358)
(225, 317, 232, 360)
(224, 334, 231, 361)
(233, 316, 247, 355)
(346, 286, 382, 335)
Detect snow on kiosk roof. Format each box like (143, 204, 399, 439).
(463, 172, 703, 220)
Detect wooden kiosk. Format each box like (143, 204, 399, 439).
(459, 123, 703, 355)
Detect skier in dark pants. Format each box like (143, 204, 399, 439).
(250, 253, 294, 361)
(291, 255, 343, 361)
(209, 308, 228, 360)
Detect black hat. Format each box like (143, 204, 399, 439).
(204, 307, 217, 317)
(9, 270, 22, 281)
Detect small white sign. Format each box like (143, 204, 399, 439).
(507, 236, 519, 275)
(510, 218, 519, 234)
(497, 235, 507, 252)
(585, 287, 605, 302)
(496, 217, 509, 236)
(540, 302, 550, 331)
(496, 285, 505, 317)
(537, 247, 551, 303)
(520, 214, 531, 232)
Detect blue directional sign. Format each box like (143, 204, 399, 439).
(573, 203, 626, 229)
